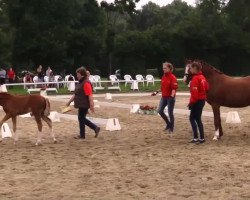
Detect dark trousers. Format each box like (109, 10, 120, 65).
(158, 97, 175, 131)
(0, 78, 5, 85)
(78, 108, 97, 138)
(189, 100, 205, 140)
(8, 78, 14, 89)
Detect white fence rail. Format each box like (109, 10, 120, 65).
(3, 78, 184, 87)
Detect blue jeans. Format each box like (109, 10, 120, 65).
(78, 108, 97, 138)
(158, 97, 175, 131)
(189, 100, 205, 140)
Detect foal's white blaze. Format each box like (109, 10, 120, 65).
(213, 129, 220, 140)
(183, 64, 190, 83)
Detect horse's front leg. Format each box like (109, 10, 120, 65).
(212, 105, 223, 140)
(0, 114, 12, 143)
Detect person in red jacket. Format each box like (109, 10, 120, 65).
(188, 62, 209, 143)
(7, 67, 15, 84)
(152, 62, 178, 133)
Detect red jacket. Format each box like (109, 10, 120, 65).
(8, 70, 15, 79)
(161, 72, 178, 97)
(189, 72, 209, 104)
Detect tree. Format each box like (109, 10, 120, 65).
(100, 0, 139, 75)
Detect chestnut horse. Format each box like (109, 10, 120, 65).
(0, 93, 56, 145)
(183, 60, 250, 140)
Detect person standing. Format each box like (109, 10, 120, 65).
(0, 67, 6, 85)
(66, 67, 100, 139)
(46, 67, 52, 77)
(37, 65, 44, 82)
(152, 62, 178, 133)
(7, 67, 16, 88)
(188, 62, 209, 144)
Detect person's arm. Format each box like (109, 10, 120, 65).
(83, 82, 94, 112)
(88, 95, 95, 113)
(188, 78, 199, 109)
(66, 94, 75, 106)
(171, 76, 178, 97)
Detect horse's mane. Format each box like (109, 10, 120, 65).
(194, 60, 224, 75)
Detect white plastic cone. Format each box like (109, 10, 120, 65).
(1, 123, 12, 138)
(105, 93, 112, 100)
(49, 111, 61, 122)
(0, 84, 8, 93)
(40, 90, 47, 97)
(130, 104, 140, 113)
(226, 111, 241, 124)
(105, 118, 121, 131)
(131, 81, 139, 91)
(68, 82, 75, 92)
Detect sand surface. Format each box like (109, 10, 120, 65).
(0, 94, 249, 200)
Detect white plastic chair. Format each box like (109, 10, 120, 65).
(88, 75, 97, 91)
(109, 75, 119, 86)
(146, 74, 155, 86)
(94, 75, 103, 88)
(64, 74, 75, 88)
(44, 76, 49, 82)
(44, 76, 49, 87)
(33, 76, 39, 88)
(124, 75, 133, 87)
(135, 74, 145, 87)
(54, 75, 61, 88)
(23, 77, 27, 89)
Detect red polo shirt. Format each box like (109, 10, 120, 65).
(161, 72, 178, 97)
(83, 82, 92, 96)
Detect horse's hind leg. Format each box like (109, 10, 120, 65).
(0, 114, 12, 143)
(34, 114, 43, 146)
(42, 115, 57, 143)
(212, 105, 223, 140)
(12, 116, 18, 144)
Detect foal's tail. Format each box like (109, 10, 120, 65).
(43, 98, 50, 116)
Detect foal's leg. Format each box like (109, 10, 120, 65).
(42, 115, 57, 143)
(0, 114, 12, 142)
(34, 114, 43, 146)
(212, 105, 223, 140)
(12, 116, 18, 144)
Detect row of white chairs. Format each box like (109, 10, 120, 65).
(110, 74, 155, 87)
(22, 74, 155, 92)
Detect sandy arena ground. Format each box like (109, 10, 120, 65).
(0, 94, 249, 200)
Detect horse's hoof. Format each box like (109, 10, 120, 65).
(35, 142, 42, 146)
(54, 140, 57, 144)
(213, 136, 218, 141)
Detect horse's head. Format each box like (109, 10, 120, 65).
(183, 59, 193, 85)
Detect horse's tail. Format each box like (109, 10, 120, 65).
(43, 98, 50, 116)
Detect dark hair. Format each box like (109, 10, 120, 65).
(76, 66, 87, 78)
(191, 62, 202, 71)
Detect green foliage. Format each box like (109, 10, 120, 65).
(0, 0, 250, 76)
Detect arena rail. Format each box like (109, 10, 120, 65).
(3, 78, 184, 87)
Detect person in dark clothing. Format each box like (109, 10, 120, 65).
(188, 62, 209, 144)
(66, 67, 100, 139)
